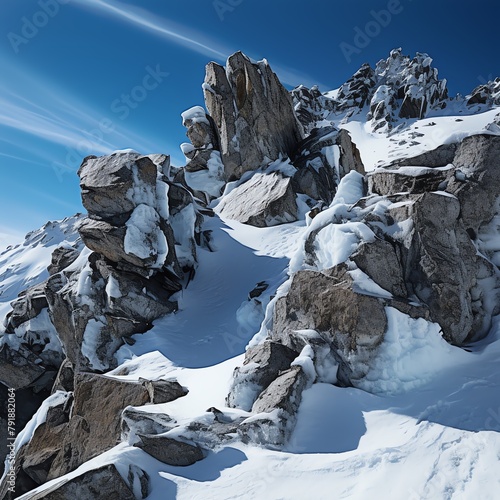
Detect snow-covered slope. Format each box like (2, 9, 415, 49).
(0, 215, 83, 319)
(2, 49, 500, 500)
(16, 214, 500, 499)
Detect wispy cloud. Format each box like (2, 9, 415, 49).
(72, 0, 228, 61)
(71, 0, 327, 89)
(0, 59, 176, 168)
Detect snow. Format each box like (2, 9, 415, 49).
(105, 274, 121, 300)
(291, 345, 316, 381)
(5, 79, 500, 500)
(81, 318, 108, 371)
(359, 307, 470, 395)
(124, 204, 168, 267)
(180, 142, 195, 156)
(184, 150, 225, 198)
(342, 107, 500, 171)
(181, 105, 209, 126)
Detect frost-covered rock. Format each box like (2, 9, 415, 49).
(466, 78, 500, 107)
(8, 372, 185, 495)
(204, 51, 304, 180)
(367, 165, 453, 196)
(292, 49, 450, 133)
(227, 340, 298, 410)
(238, 365, 311, 448)
(78, 152, 181, 276)
(180, 106, 225, 201)
(45, 252, 179, 371)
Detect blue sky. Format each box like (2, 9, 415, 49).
(0, 0, 499, 245)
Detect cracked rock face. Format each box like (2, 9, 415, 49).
(204, 51, 303, 181)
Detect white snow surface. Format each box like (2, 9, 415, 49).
(6, 106, 500, 499)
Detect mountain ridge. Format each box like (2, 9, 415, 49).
(0, 49, 500, 499)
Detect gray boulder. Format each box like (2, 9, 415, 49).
(138, 378, 187, 404)
(238, 365, 310, 448)
(121, 407, 175, 439)
(13, 371, 185, 496)
(227, 341, 298, 410)
(47, 245, 81, 276)
(386, 142, 458, 169)
(204, 51, 303, 181)
(78, 152, 182, 277)
(351, 240, 407, 298)
(22, 464, 148, 500)
(134, 434, 204, 467)
(447, 134, 500, 234)
(403, 191, 497, 344)
(368, 165, 452, 196)
(216, 172, 298, 227)
(272, 264, 388, 385)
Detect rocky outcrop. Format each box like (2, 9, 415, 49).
(227, 134, 500, 446)
(134, 434, 204, 467)
(78, 152, 181, 276)
(204, 51, 303, 180)
(292, 49, 449, 132)
(180, 106, 225, 201)
(238, 365, 310, 448)
(446, 134, 500, 234)
(21, 464, 149, 500)
(466, 78, 500, 107)
(291, 85, 336, 133)
(216, 172, 298, 227)
(3, 373, 186, 497)
(368, 165, 452, 195)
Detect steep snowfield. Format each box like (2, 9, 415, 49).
(0, 215, 83, 321)
(7, 104, 500, 498)
(18, 201, 500, 499)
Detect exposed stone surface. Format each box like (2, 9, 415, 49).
(216, 172, 298, 227)
(24, 464, 148, 500)
(291, 85, 336, 133)
(121, 407, 175, 439)
(403, 192, 495, 344)
(386, 142, 458, 169)
(368, 165, 452, 196)
(351, 240, 407, 297)
(10, 371, 189, 497)
(139, 378, 187, 404)
(78, 152, 182, 276)
(204, 51, 303, 180)
(134, 434, 204, 466)
(227, 341, 298, 410)
(446, 134, 500, 233)
(47, 246, 80, 276)
(272, 265, 388, 384)
(466, 78, 500, 107)
(238, 366, 309, 448)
